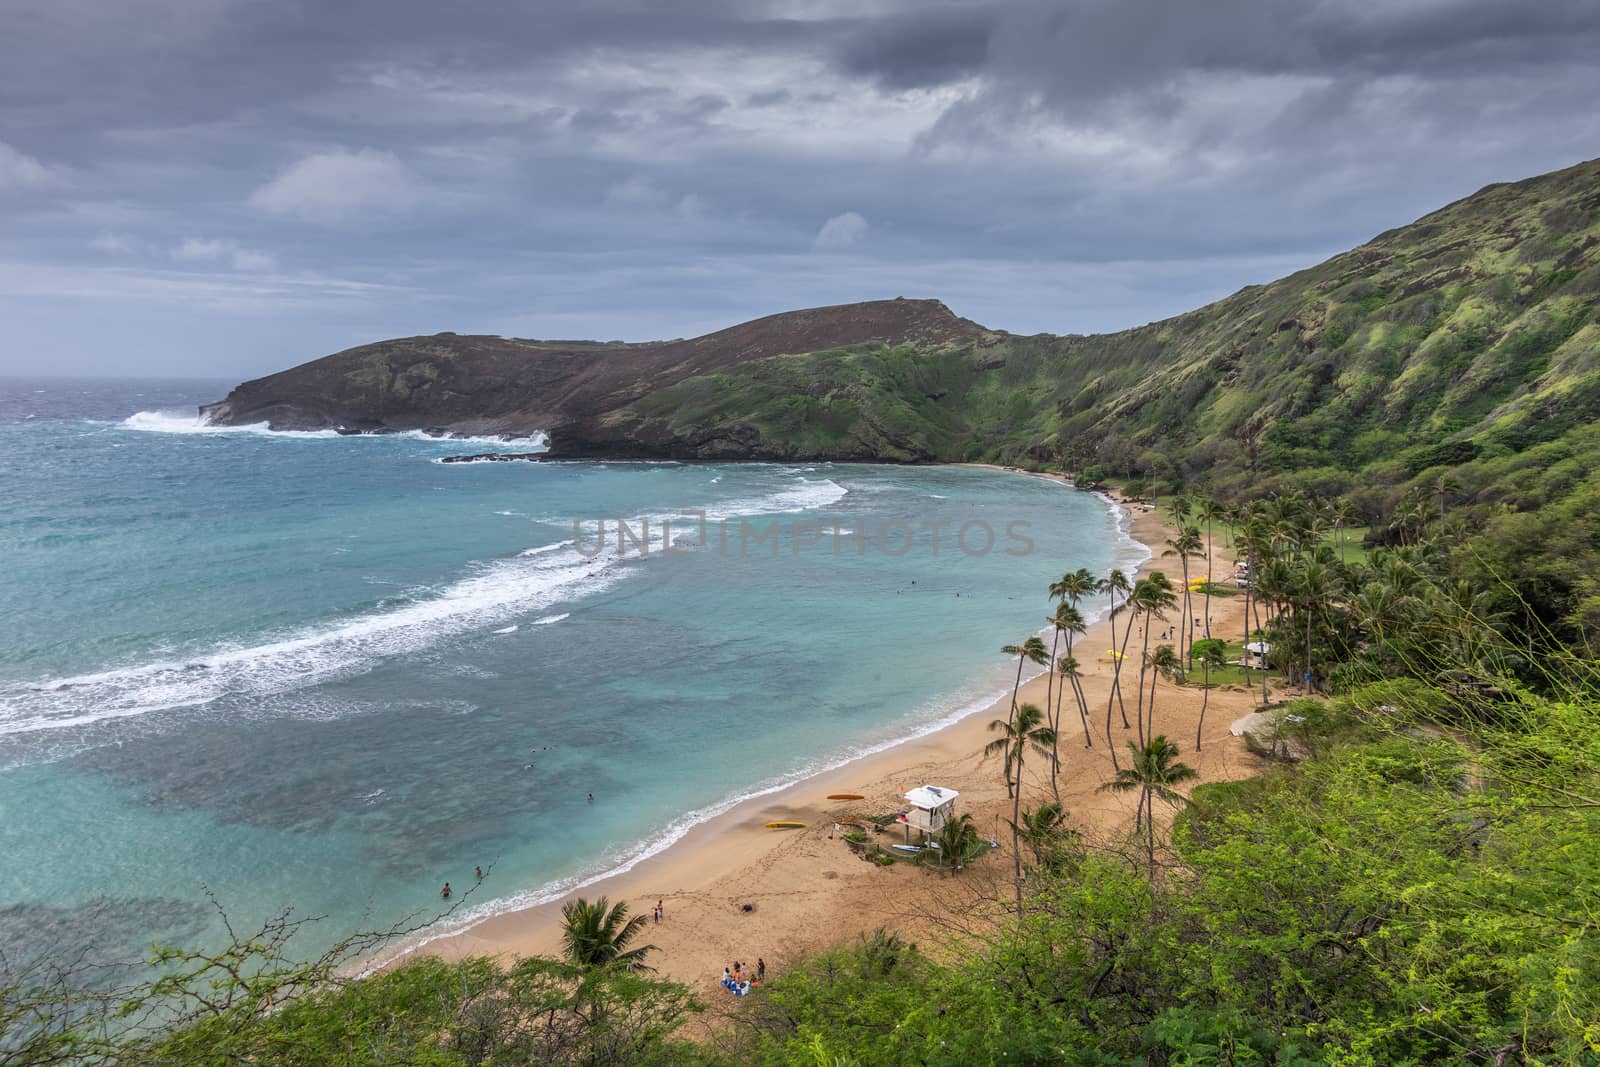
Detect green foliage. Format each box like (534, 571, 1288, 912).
(560, 896, 657, 971)
(128, 956, 699, 1066)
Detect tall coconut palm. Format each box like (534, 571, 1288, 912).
(1127, 573, 1178, 744)
(1294, 557, 1339, 694)
(1041, 604, 1070, 746)
(1000, 635, 1048, 736)
(1057, 652, 1091, 747)
(1099, 735, 1198, 876)
(559, 896, 656, 970)
(1050, 568, 1100, 617)
(1164, 526, 1204, 661)
(1046, 569, 1098, 732)
(1144, 643, 1184, 739)
(1189, 638, 1228, 750)
(984, 702, 1057, 914)
(1100, 569, 1135, 759)
(1196, 497, 1227, 649)
(1328, 497, 1356, 558)
(1236, 514, 1273, 704)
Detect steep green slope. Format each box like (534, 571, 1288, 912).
(574, 158, 1600, 507)
(1058, 156, 1600, 499)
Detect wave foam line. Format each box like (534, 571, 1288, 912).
(697, 476, 849, 522)
(121, 411, 548, 450)
(0, 542, 622, 738)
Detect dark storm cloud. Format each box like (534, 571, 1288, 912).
(830, 5, 998, 89)
(1, 0, 1598, 376)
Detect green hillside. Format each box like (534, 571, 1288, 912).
(600, 159, 1599, 489)
(585, 158, 1600, 637)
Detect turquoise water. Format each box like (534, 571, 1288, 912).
(0, 378, 1142, 968)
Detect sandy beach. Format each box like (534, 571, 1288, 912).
(413, 476, 1273, 994)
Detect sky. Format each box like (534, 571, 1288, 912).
(2, 0, 1599, 379)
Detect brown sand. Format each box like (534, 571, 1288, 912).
(405, 476, 1276, 994)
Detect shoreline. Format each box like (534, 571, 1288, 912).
(360, 464, 1145, 972)
(382, 468, 1266, 987)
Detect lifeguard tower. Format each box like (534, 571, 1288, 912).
(899, 784, 960, 844)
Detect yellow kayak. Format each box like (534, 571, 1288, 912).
(765, 821, 806, 829)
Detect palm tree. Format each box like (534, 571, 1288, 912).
(1000, 635, 1048, 732)
(1237, 514, 1274, 704)
(1009, 801, 1074, 869)
(1189, 638, 1228, 750)
(1100, 569, 1135, 759)
(1196, 497, 1227, 647)
(1046, 567, 1099, 747)
(1328, 497, 1356, 558)
(984, 702, 1057, 914)
(1144, 643, 1184, 738)
(1043, 604, 1089, 797)
(932, 812, 984, 871)
(1127, 573, 1178, 743)
(1099, 736, 1198, 876)
(1164, 526, 1204, 660)
(1057, 652, 1091, 747)
(559, 896, 656, 970)
(1434, 473, 1462, 522)
(1041, 603, 1072, 747)
(1294, 557, 1339, 694)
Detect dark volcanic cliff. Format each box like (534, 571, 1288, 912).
(199, 298, 992, 447)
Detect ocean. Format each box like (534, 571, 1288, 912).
(0, 377, 1143, 970)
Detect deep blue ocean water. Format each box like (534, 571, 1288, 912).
(0, 377, 1142, 968)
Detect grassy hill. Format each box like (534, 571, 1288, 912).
(564, 158, 1600, 637)
(578, 159, 1600, 500)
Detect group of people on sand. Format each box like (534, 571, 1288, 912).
(720, 957, 766, 996)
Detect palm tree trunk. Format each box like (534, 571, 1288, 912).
(1044, 624, 1060, 736)
(1179, 559, 1191, 662)
(1136, 623, 1153, 746)
(1196, 662, 1211, 751)
(1110, 597, 1133, 729)
(1009, 653, 1025, 721)
(1066, 631, 1092, 747)
(1241, 562, 1254, 693)
(1305, 599, 1314, 696)
(1113, 614, 1139, 729)
(1011, 752, 1024, 917)
(1254, 583, 1269, 705)
(1203, 519, 1214, 650)
(1145, 786, 1156, 880)
(1148, 672, 1160, 741)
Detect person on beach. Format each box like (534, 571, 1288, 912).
(440, 883, 452, 900)
(757, 958, 766, 982)
(655, 899, 663, 923)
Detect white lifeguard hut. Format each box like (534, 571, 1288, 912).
(899, 785, 960, 844)
(1242, 640, 1272, 670)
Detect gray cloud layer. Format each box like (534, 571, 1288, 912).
(1, 0, 1597, 376)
